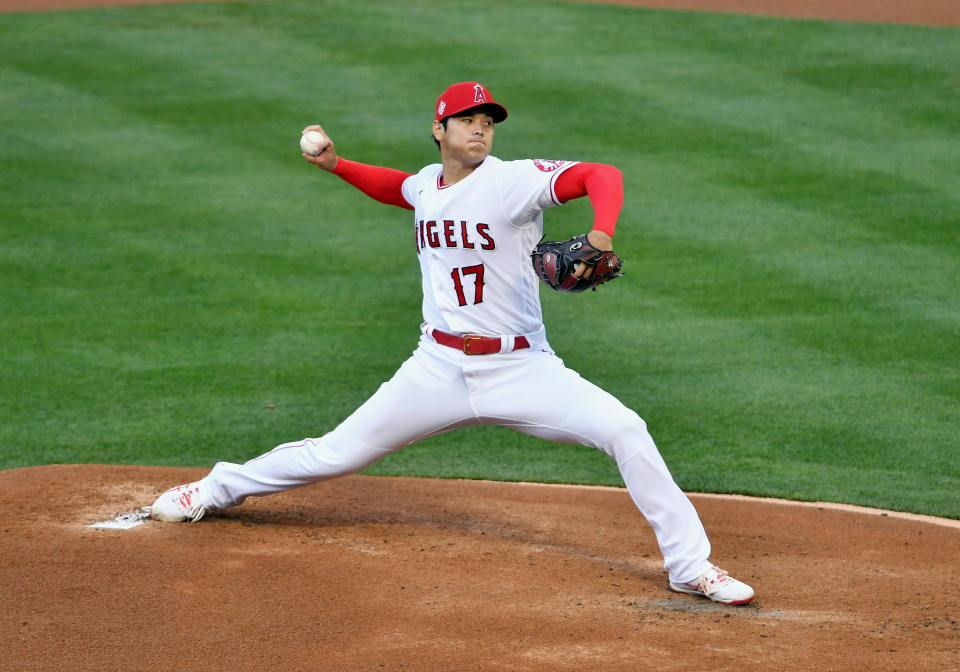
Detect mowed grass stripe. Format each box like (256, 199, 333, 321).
(1, 0, 957, 516)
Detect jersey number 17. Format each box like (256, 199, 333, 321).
(450, 264, 485, 306)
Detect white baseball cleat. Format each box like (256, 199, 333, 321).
(149, 482, 209, 523)
(669, 564, 755, 605)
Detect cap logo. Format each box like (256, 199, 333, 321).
(437, 101, 446, 117)
(473, 83, 487, 104)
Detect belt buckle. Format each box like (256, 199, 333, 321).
(462, 335, 483, 355)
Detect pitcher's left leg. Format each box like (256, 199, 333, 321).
(569, 389, 712, 584)
(472, 352, 711, 584)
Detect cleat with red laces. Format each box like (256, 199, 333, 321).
(669, 564, 755, 605)
(149, 482, 208, 523)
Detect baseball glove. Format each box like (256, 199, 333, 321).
(531, 233, 624, 292)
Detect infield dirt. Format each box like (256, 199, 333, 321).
(2, 465, 959, 671)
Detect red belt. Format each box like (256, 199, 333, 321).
(430, 329, 530, 355)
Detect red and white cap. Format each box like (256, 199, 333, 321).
(434, 82, 508, 123)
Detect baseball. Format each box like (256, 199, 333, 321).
(300, 130, 326, 156)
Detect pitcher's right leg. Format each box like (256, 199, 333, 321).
(155, 344, 478, 517)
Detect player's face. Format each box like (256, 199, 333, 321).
(433, 112, 495, 164)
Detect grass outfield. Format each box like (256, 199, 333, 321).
(1, 0, 957, 517)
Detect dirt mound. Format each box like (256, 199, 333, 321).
(2, 465, 957, 671)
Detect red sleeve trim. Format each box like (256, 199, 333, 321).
(553, 162, 623, 237)
(332, 158, 415, 210)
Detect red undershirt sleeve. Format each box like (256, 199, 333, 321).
(331, 158, 415, 210)
(553, 162, 623, 237)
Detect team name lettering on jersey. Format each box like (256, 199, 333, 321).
(416, 220, 495, 253)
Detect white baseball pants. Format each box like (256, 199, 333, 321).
(200, 337, 713, 583)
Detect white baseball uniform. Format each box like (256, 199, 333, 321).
(199, 155, 713, 584)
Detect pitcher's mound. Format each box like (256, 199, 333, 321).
(1, 464, 957, 671)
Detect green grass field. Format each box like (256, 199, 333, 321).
(2, 0, 957, 517)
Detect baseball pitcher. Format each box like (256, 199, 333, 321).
(151, 82, 755, 605)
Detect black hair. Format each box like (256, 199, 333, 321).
(432, 117, 449, 150)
